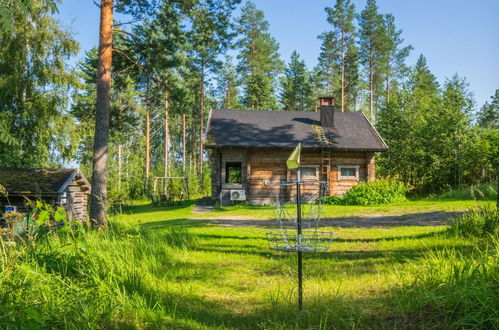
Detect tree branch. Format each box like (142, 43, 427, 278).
(112, 48, 144, 72)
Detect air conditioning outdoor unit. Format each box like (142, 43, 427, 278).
(5, 205, 17, 212)
(230, 189, 246, 201)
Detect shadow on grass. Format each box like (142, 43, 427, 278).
(140, 218, 210, 230)
(130, 199, 198, 215)
(331, 231, 444, 243)
(143, 279, 385, 329)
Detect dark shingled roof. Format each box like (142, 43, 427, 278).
(205, 109, 388, 151)
(0, 168, 89, 196)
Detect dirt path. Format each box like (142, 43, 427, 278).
(192, 197, 215, 213)
(188, 211, 460, 228)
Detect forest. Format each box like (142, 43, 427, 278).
(1, 1, 498, 328)
(0, 0, 498, 224)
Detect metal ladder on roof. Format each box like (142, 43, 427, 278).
(313, 125, 332, 194)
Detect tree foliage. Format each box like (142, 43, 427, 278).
(236, 1, 283, 109)
(0, 1, 79, 167)
(280, 51, 315, 111)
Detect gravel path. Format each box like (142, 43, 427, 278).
(188, 211, 460, 228)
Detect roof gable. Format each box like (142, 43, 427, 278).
(205, 109, 388, 151)
(0, 168, 90, 196)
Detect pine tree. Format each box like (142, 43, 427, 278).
(477, 90, 499, 129)
(316, 28, 341, 101)
(324, 0, 357, 111)
(216, 55, 241, 109)
(236, 1, 283, 109)
(186, 0, 239, 187)
(382, 13, 412, 103)
(358, 0, 387, 120)
(280, 51, 315, 111)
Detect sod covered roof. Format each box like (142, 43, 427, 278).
(0, 168, 89, 196)
(205, 109, 388, 151)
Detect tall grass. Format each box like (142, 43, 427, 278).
(388, 241, 499, 328)
(0, 215, 196, 329)
(447, 205, 499, 238)
(386, 207, 499, 328)
(439, 182, 497, 201)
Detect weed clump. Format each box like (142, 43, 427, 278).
(448, 206, 499, 238)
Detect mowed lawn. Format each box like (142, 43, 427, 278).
(192, 198, 492, 220)
(108, 198, 494, 328)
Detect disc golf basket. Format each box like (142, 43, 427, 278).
(265, 178, 333, 310)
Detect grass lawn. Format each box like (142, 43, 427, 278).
(193, 198, 493, 220)
(2, 197, 497, 329)
(103, 198, 494, 328)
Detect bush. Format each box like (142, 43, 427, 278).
(320, 179, 408, 206)
(448, 206, 499, 238)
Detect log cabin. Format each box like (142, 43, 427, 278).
(204, 97, 388, 205)
(0, 168, 90, 222)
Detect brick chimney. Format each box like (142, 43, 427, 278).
(319, 96, 335, 128)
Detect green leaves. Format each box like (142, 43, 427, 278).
(280, 51, 315, 111)
(321, 179, 408, 205)
(236, 1, 283, 109)
(0, 0, 78, 168)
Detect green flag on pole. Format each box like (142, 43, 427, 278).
(286, 143, 301, 169)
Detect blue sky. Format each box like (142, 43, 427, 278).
(57, 0, 499, 108)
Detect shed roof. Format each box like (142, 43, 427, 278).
(0, 168, 90, 196)
(205, 109, 388, 151)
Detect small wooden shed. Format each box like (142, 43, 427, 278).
(0, 168, 91, 222)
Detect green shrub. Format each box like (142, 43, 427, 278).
(448, 206, 499, 238)
(321, 179, 408, 206)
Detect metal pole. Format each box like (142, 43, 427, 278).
(297, 168, 303, 311)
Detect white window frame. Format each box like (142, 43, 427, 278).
(300, 166, 320, 181)
(337, 165, 360, 181)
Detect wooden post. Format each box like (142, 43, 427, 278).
(163, 88, 169, 197)
(145, 85, 151, 190)
(182, 113, 186, 173)
(296, 168, 303, 311)
(367, 153, 375, 181)
(117, 144, 122, 191)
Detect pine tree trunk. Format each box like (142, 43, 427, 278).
(226, 87, 231, 109)
(145, 88, 151, 190)
(369, 52, 374, 121)
(199, 63, 205, 191)
(341, 31, 345, 112)
(90, 0, 113, 228)
(191, 115, 197, 175)
(163, 88, 169, 197)
(182, 113, 186, 173)
(386, 66, 390, 104)
(117, 144, 122, 192)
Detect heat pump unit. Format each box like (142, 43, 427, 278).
(4, 205, 17, 212)
(230, 189, 246, 201)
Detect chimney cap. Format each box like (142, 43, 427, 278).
(319, 96, 334, 107)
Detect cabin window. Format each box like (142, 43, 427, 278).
(225, 162, 242, 183)
(338, 166, 359, 180)
(59, 192, 67, 205)
(301, 167, 318, 180)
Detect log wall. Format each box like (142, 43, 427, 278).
(210, 148, 376, 205)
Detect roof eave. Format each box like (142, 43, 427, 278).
(205, 145, 388, 152)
